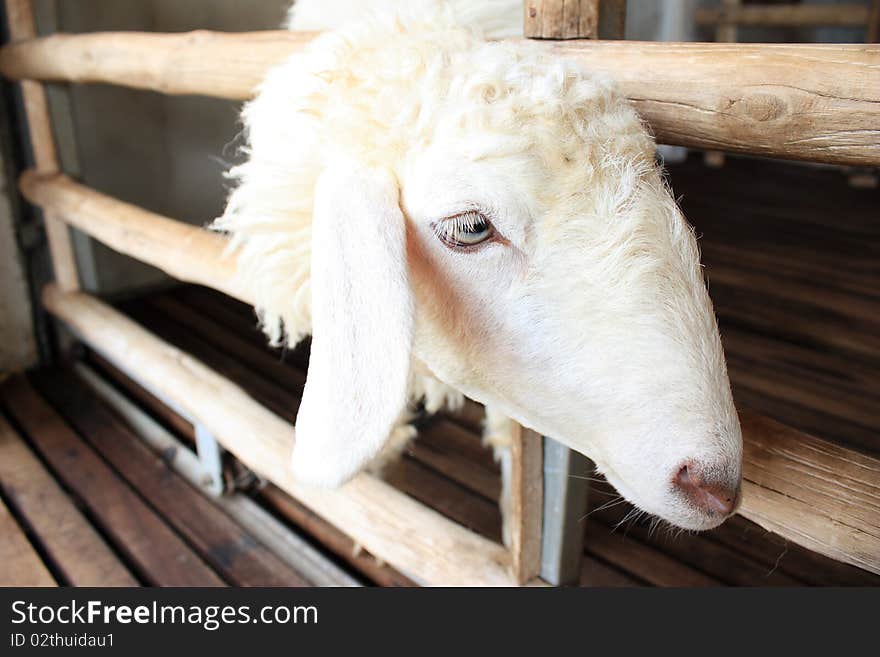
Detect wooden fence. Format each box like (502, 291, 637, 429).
(2, 0, 878, 582)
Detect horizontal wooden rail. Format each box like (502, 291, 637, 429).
(738, 412, 880, 574)
(1, 32, 878, 165)
(19, 171, 249, 304)
(42, 285, 516, 586)
(25, 171, 880, 574)
(547, 40, 880, 166)
(0, 30, 315, 101)
(696, 4, 871, 27)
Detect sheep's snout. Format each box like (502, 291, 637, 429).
(673, 460, 741, 519)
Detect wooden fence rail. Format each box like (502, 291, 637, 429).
(1, 32, 878, 165)
(42, 284, 518, 586)
(22, 170, 880, 576)
(19, 171, 247, 303)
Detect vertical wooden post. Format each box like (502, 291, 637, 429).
(525, 0, 600, 39)
(716, 0, 741, 43)
(705, 0, 741, 169)
(596, 0, 626, 39)
(523, 0, 625, 586)
(869, 0, 880, 43)
(509, 424, 543, 583)
(524, 0, 626, 39)
(4, 0, 79, 291)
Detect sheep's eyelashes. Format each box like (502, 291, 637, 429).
(432, 211, 495, 251)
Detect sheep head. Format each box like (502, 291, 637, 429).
(218, 8, 743, 531)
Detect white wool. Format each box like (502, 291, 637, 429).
(216, 0, 743, 530)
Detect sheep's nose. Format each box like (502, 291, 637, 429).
(674, 462, 740, 516)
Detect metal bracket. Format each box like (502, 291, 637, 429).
(540, 438, 591, 586)
(68, 335, 228, 497)
(194, 423, 224, 497)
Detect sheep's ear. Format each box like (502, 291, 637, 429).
(291, 161, 413, 487)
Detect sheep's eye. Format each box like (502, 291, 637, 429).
(433, 211, 494, 250)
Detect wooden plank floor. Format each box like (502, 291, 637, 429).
(0, 413, 136, 586)
(0, 373, 332, 587)
(0, 494, 56, 587)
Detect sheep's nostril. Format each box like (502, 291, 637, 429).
(677, 464, 693, 486)
(674, 463, 739, 516)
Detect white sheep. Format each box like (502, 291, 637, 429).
(215, 0, 743, 534)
